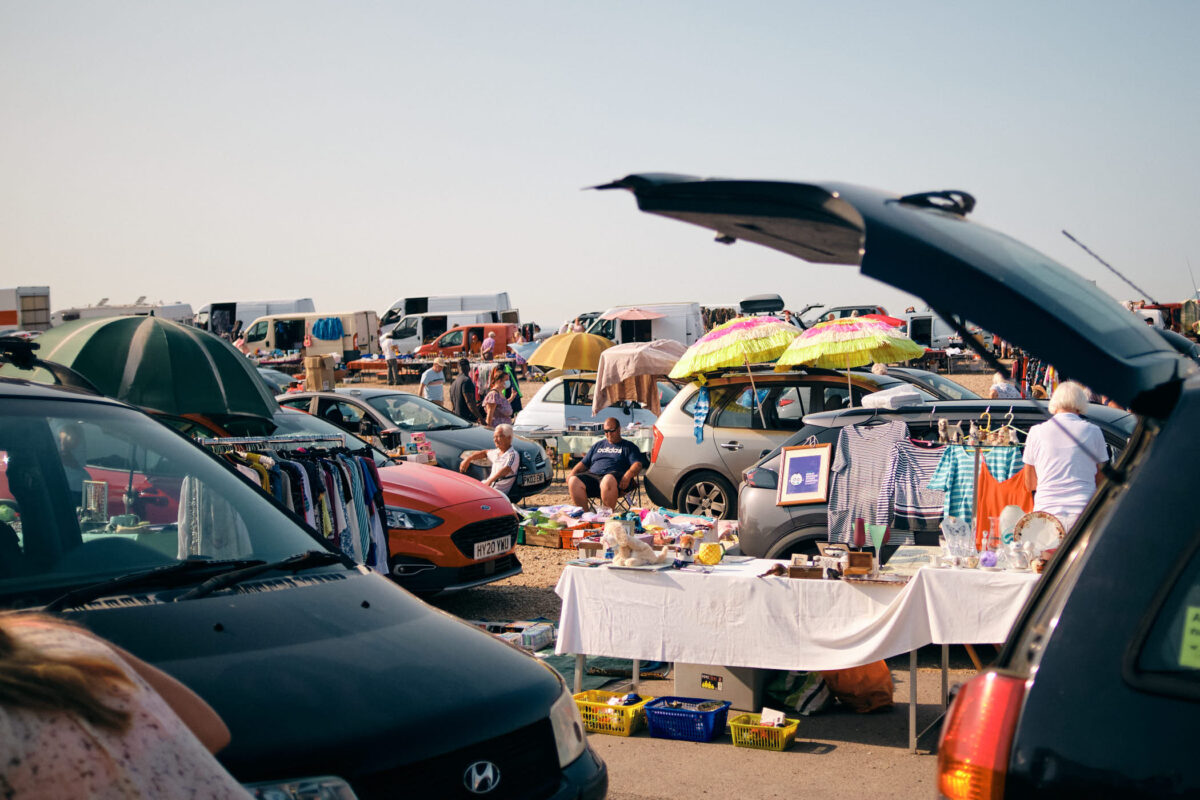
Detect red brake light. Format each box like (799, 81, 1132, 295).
(937, 672, 1026, 800)
(650, 425, 663, 464)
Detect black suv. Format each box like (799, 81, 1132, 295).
(0, 377, 605, 799)
(601, 172, 1198, 796)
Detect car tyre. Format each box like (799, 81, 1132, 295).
(765, 524, 828, 559)
(675, 471, 736, 520)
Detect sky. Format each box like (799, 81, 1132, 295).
(2, 2, 1198, 329)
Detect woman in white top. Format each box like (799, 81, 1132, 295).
(1023, 382, 1108, 525)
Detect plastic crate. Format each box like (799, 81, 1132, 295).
(728, 713, 800, 751)
(643, 697, 731, 742)
(573, 691, 654, 737)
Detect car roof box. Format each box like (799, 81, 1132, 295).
(738, 294, 785, 315)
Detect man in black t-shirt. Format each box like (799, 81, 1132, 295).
(567, 418, 646, 509)
(449, 358, 483, 423)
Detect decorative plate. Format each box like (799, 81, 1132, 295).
(1013, 511, 1065, 550)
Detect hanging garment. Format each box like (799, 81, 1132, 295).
(827, 421, 910, 544)
(926, 445, 1024, 530)
(974, 459, 1034, 549)
(875, 440, 946, 543)
(692, 386, 710, 444)
(177, 475, 253, 559)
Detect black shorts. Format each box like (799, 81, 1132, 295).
(576, 472, 618, 497)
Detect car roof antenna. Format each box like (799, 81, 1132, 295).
(1062, 230, 1158, 305)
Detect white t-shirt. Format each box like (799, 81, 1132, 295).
(1024, 412, 1108, 516)
(486, 447, 520, 494)
(420, 367, 445, 401)
(380, 333, 398, 359)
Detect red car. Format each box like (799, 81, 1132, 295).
(168, 408, 523, 593)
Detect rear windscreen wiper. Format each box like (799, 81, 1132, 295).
(173, 550, 349, 602)
(44, 558, 266, 612)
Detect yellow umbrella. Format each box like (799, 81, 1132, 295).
(527, 332, 614, 371)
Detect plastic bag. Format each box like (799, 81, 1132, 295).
(763, 670, 834, 717)
(820, 661, 894, 713)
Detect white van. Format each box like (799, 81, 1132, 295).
(379, 293, 516, 336)
(238, 311, 380, 360)
(195, 299, 315, 336)
(51, 299, 194, 327)
(903, 310, 992, 350)
(586, 302, 705, 346)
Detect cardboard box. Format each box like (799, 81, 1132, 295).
(304, 354, 337, 391)
(675, 663, 767, 712)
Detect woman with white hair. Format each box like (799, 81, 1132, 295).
(988, 371, 1022, 399)
(459, 423, 519, 496)
(1023, 381, 1109, 527)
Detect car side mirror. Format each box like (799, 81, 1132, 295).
(380, 427, 403, 449)
(622, 402, 632, 416)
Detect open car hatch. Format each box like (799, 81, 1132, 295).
(597, 173, 1194, 417)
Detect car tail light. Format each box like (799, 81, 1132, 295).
(937, 671, 1026, 800)
(743, 466, 778, 490)
(651, 425, 663, 464)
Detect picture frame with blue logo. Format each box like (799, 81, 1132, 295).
(776, 443, 832, 506)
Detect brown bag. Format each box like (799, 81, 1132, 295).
(820, 660, 894, 713)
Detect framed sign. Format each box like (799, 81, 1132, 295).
(776, 443, 832, 506)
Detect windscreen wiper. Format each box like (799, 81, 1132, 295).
(173, 550, 350, 602)
(44, 558, 266, 612)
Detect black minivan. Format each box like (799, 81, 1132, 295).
(0, 376, 606, 799)
(599, 173, 1199, 796)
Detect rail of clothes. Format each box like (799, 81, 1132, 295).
(207, 440, 390, 574)
(826, 419, 1033, 550)
(1010, 356, 1059, 397)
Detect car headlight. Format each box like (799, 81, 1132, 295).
(548, 684, 587, 768)
(384, 506, 443, 530)
(244, 775, 357, 800)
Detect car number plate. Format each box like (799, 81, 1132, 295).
(474, 536, 512, 559)
(523, 472, 546, 486)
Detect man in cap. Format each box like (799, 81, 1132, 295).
(420, 358, 447, 407)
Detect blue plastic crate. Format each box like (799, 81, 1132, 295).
(643, 697, 731, 742)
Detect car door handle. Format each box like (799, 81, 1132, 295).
(719, 441, 744, 451)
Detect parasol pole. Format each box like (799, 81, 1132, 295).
(744, 350, 767, 428)
(846, 353, 854, 408)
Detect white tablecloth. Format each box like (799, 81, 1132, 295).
(554, 560, 1039, 671)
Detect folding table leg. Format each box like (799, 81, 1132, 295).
(909, 649, 918, 753)
(574, 654, 584, 694)
(941, 644, 950, 708)
(632, 659, 641, 693)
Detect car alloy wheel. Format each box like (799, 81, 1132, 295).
(678, 471, 735, 519)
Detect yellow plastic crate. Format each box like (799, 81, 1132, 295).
(729, 713, 800, 751)
(573, 691, 654, 737)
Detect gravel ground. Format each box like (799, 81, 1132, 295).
(427, 370, 998, 622)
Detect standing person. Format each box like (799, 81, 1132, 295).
(482, 371, 513, 428)
(0, 613, 249, 798)
(419, 358, 446, 407)
(500, 361, 523, 414)
(571, 318, 586, 333)
(379, 329, 400, 386)
(449, 357, 483, 423)
(1023, 381, 1109, 530)
(481, 330, 496, 360)
(566, 417, 645, 510)
(458, 424, 520, 496)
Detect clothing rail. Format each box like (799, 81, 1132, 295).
(200, 435, 348, 453)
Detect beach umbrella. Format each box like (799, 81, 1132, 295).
(527, 331, 614, 371)
(0, 316, 278, 421)
(600, 307, 667, 321)
(775, 316, 926, 404)
(860, 313, 905, 328)
(592, 339, 687, 416)
(669, 316, 800, 426)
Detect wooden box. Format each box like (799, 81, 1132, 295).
(788, 565, 824, 579)
(523, 527, 563, 549)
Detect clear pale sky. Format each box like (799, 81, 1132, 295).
(3, 2, 1198, 328)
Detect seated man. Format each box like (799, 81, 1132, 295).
(567, 418, 645, 510)
(459, 423, 520, 496)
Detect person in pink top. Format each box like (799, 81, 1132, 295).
(0, 614, 249, 799)
(482, 371, 513, 428)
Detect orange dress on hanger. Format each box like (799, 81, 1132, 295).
(975, 459, 1034, 549)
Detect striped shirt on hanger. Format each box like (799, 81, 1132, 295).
(827, 420, 910, 544)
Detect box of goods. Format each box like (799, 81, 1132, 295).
(674, 664, 767, 712)
(729, 713, 800, 752)
(643, 697, 731, 742)
(522, 524, 562, 549)
(573, 691, 654, 737)
(496, 632, 523, 645)
(303, 354, 336, 391)
(519, 623, 555, 651)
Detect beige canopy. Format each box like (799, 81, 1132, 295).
(591, 338, 687, 416)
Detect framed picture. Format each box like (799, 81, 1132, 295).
(776, 443, 832, 506)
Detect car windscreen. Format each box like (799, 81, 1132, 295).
(366, 393, 473, 431)
(0, 399, 329, 601)
(270, 411, 391, 467)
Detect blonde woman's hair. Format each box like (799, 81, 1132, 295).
(0, 614, 133, 732)
(1049, 381, 1089, 414)
(870, 363, 888, 375)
